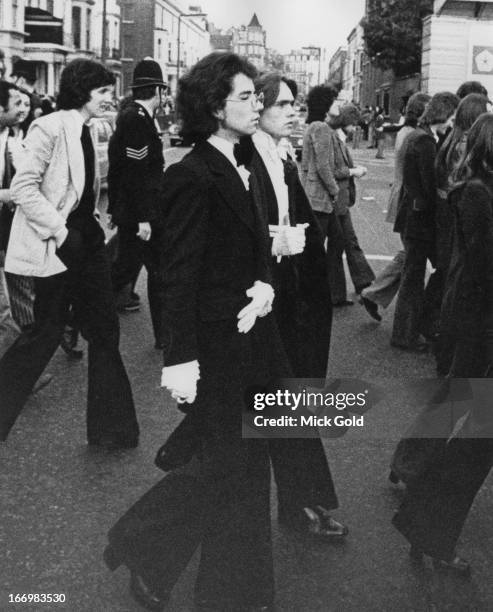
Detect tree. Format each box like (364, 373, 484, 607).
(362, 0, 433, 77)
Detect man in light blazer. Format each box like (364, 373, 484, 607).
(0, 59, 139, 448)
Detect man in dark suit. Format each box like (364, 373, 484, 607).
(392, 92, 459, 351)
(108, 59, 166, 347)
(104, 52, 285, 611)
(249, 72, 347, 538)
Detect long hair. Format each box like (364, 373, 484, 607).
(455, 113, 493, 182)
(436, 93, 488, 188)
(177, 52, 257, 143)
(57, 59, 115, 110)
(306, 85, 337, 124)
(403, 92, 430, 128)
(0, 81, 18, 111)
(419, 91, 459, 127)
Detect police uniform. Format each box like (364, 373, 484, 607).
(108, 60, 166, 346)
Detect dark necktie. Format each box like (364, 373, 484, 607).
(233, 138, 254, 168)
(81, 124, 95, 192)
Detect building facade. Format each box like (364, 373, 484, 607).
(421, 0, 493, 95)
(284, 46, 327, 95)
(121, 0, 209, 94)
(328, 46, 347, 89)
(230, 13, 266, 69)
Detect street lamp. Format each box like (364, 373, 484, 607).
(176, 12, 206, 86)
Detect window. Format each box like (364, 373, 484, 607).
(86, 8, 92, 49)
(12, 0, 18, 28)
(72, 6, 81, 48)
(47, 0, 54, 13)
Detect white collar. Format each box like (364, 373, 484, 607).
(135, 99, 154, 119)
(336, 128, 347, 143)
(207, 134, 250, 190)
(253, 129, 287, 160)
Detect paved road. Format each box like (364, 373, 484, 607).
(1, 141, 492, 611)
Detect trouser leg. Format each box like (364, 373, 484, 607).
(70, 245, 138, 442)
(362, 249, 405, 308)
(111, 226, 144, 294)
(0, 265, 20, 359)
(339, 211, 375, 294)
(270, 437, 338, 520)
(326, 213, 347, 304)
(391, 240, 429, 347)
(0, 273, 67, 440)
(5, 272, 35, 329)
(393, 437, 493, 561)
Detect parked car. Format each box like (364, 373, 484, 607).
(93, 113, 115, 189)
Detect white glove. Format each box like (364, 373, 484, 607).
(270, 224, 308, 257)
(237, 281, 275, 334)
(161, 360, 200, 404)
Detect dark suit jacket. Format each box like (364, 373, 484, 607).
(108, 101, 164, 227)
(440, 176, 493, 376)
(159, 140, 274, 365)
(331, 132, 356, 216)
(249, 147, 331, 378)
(394, 126, 437, 243)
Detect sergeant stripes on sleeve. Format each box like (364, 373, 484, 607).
(126, 145, 149, 160)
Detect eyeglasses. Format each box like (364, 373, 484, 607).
(226, 91, 264, 106)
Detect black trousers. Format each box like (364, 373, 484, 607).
(111, 225, 162, 343)
(0, 243, 139, 442)
(393, 437, 493, 561)
(107, 437, 274, 608)
(315, 210, 374, 304)
(391, 239, 441, 347)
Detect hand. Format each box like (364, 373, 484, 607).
(137, 221, 152, 241)
(161, 360, 200, 404)
(237, 281, 275, 334)
(351, 166, 367, 179)
(270, 224, 308, 257)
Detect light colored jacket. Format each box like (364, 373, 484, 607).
(301, 121, 339, 215)
(5, 110, 100, 277)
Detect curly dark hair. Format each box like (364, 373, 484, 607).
(404, 92, 430, 127)
(420, 91, 459, 126)
(57, 59, 115, 110)
(456, 80, 488, 100)
(306, 85, 337, 124)
(177, 52, 257, 143)
(0, 80, 19, 111)
(330, 103, 361, 129)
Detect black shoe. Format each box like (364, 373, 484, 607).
(390, 340, 430, 353)
(31, 373, 53, 395)
(280, 506, 348, 540)
(88, 435, 139, 450)
(333, 300, 354, 307)
(409, 546, 471, 577)
(360, 296, 382, 321)
(130, 571, 169, 611)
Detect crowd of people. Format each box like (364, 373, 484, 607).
(0, 50, 492, 611)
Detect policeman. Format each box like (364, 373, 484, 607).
(108, 59, 166, 348)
